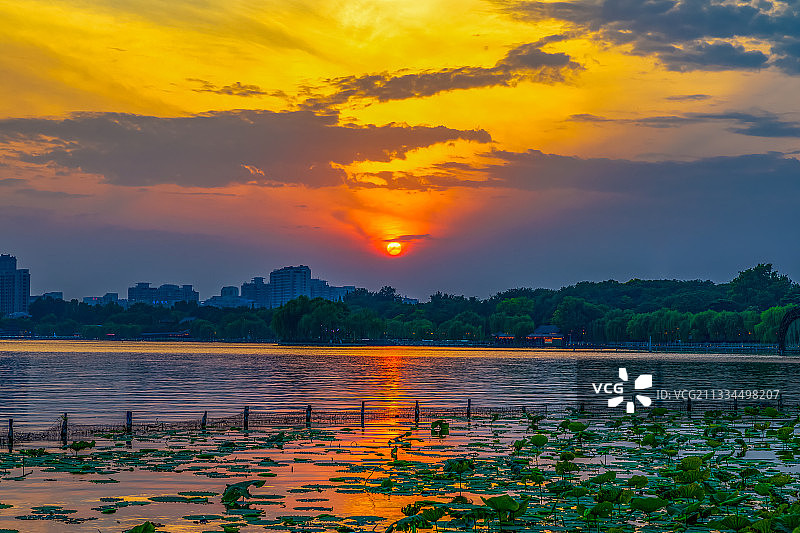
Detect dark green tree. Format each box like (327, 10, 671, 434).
(729, 263, 792, 310)
(552, 297, 604, 340)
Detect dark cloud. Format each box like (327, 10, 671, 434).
(569, 110, 800, 137)
(476, 149, 800, 197)
(301, 43, 581, 110)
(0, 110, 491, 188)
(500, 0, 800, 73)
(187, 78, 285, 98)
(344, 147, 800, 194)
(717, 112, 800, 137)
(14, 188, 90, 198)
(665, 94, 711, 101)
(346, 169, 491, 191)
(385, 234, 433, 242)
(658, 42, 769, 71)
(164, 191, 239, 197)
(0, 178, 26, 186)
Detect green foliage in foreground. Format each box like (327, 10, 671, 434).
(5, 405, 800, 532)
(125, 522, 156, 533)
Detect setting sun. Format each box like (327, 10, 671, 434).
(386, 242, 402, 256)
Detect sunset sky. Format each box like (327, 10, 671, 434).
(1, 0, 799, 300)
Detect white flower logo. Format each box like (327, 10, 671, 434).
(607, 367, 653, 413)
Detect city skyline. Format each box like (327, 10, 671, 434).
(1, 1, 799, 299)
(27, 259, 364, 304)
(8, 248, 797, 306)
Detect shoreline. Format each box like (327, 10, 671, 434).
(0, 336, 787, 354)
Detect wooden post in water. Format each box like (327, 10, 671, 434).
(305, 405, 312, 428)
(733, 397, 738, 412)
(522, 406, 527, 415)
(779, 391, 784, 410)
(60, 413, 68, 445)
(414, 401, 420, 426)
(360, 401, 365, 428)
(126, 411, 133, 434)
(201, 411, 208, 430)
(467, 399, 472, 420)
(686, 397, 692, 414)
(7, 419, 13, 452)
(243, 406, 250, 431)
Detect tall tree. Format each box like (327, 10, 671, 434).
(729, 263, 792, 310)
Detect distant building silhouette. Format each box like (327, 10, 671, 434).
(241, 277, 271, 308)
(310, 278, 356, 302)
(83, 293, 120, 306)
(203, 286, 253, 308)
(30, 291, 63, 304)
(270, 265, 311, 307)
(221, 286, 237, 298)
(227, 266, 357, 309)
(0, 254, 30, 316)
(128, 282, 198, 307)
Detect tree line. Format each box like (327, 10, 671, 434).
(1, 263, 798, 344)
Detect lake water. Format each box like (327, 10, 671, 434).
(3, 340, 800, 533)
(2, 340, 799, 429)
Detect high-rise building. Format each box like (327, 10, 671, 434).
(310, 278, 356, 302)
(128, 282, 158, 303)
(221, 286, 238, 298)
(233, 267, 360, 309)
(269, 265, 311, 307)
(83, 293, 119, 306)
(30, 291, 64, 305)
(241, 277, 271, 308)
(0, 254, 30, 316)
(203, 286, 253, 308)
(128, 282, 199, 307)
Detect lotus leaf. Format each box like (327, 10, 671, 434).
(568, 422, 588, 433)
(419, 507, 446, 522)
(430, 420, 449, 437)
(221, 480, 266, 507)
(679, 456, 703, 471)
(769, 473, 792, 487)
(443, 458, 473, 475)
(708, 515, 752, 532)
(676, 468, 710, 483)
(589, 471, 616, 484)
(386, 514, 431, 533)
(631, 497, 668, 514)
(627, 475, 648, 489)
(588, 501, 613, 518)
(126, 522, 156, 533)
(665, 482, 705, 501)
(529, 434, 548, 448)
(754, 483, 773, 496)
(546, 480, 573, 494)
